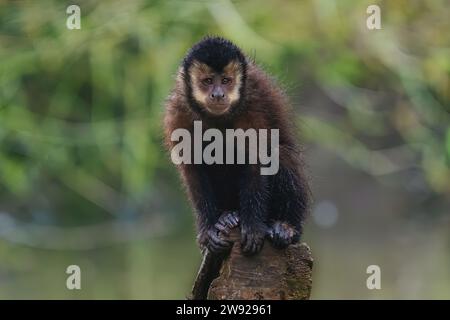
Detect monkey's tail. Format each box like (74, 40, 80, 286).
(190, 249, 227, 300)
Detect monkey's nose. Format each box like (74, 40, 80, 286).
(211, 92, 225, 100)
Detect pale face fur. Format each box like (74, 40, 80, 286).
(188, 60, 242, 116)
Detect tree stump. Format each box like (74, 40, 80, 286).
(191, 228, 313, 300)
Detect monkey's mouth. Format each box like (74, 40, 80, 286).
(205, 103, 231, 115)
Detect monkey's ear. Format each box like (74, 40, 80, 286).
(176, 67, 187, 84)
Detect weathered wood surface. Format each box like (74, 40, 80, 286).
(191, 228, 313, 300)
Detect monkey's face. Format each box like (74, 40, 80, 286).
(188, 60, 243, 116)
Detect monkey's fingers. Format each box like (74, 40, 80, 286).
(214, 221, 231, 236)
(268, 221, 298, 249)
(241, 235, 264, 256)
(224, 211, 239, 228)
(218, 211, 240, 229)
(208, 240, 232, 253)
(240, 227, 265, 256)
(207, 229, 233, 253)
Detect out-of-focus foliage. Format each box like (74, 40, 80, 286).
(0, 0, 448, 299)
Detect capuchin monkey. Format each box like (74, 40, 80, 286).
(164, 36, 310, 256)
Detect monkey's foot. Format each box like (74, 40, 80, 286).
(268, 221, 299, 249)
(240, 224, 266, 256)
(214, 211, 239, 236)
(205, 227, 233, 254)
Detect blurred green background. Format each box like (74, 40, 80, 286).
(0, 0, 449, 299)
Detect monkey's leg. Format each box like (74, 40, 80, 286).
(268, 165, 309, 249)
(182, 165, 233, 253)
(239, 166, 269, 255)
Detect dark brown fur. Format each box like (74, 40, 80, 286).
(164, 40, 310, 255)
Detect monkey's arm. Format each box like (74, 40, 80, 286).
(238, 165, 270, 255)
(180, 164, 232, 252)
(268, 147, 311, 248)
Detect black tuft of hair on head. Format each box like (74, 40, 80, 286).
(182, 36, 247, 72)
(182, 36, 248, 119)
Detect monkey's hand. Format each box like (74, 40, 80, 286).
(198, 223, 233, 254)
(206, 226, 234, 253)
(240, 222, 266, 256)
(267, 221, 300, 249)
(214, 211, 239, 236)
(206, 211, 239, 253)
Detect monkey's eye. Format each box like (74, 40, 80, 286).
(222, 77, 232, 85)
(202, 78, 213, 85)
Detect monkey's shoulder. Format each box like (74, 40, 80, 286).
(245, 63, 292, 119)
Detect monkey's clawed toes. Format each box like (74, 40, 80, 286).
(240, 225, 266, 256)
(206, 227, 233, 254)
(268, 221, 299, 249)
(214, 211, 240, 236)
